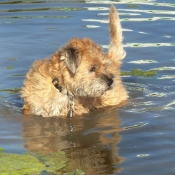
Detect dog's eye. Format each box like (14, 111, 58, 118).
(89, 66, 96, 72)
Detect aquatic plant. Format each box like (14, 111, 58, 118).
(0, 150, 84, 175)
(0, 152, 45, 175)
(0, 148, 4, 151)
(0, 88, 21, 94)
(121, 69, 157, 77)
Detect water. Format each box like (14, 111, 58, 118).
(0, 0, 175, 174)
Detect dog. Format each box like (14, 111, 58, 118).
(21, 5, 128, 118)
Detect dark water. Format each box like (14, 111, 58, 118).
(0, 0, 175, 174)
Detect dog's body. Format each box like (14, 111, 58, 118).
(21, 5, 128, 118)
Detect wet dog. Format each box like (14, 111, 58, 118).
(21, 5, 128, 117)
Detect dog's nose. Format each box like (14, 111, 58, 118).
(107, 78, 113, 87)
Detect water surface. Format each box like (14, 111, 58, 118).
(0, 0, 175, 174)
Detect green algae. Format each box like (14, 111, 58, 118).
(1, 7, 84, 12)
(6, 66, 14, 70)
(0, 148, 4, 151)
(0, 151, 84, 174)
(0, 152, 45, 175)
(0, 88, 21, 94)
(121, 69, 157, 77)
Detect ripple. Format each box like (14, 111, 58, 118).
(122, 17, 175, 21)
(81, 19, 108, 23)
(0, 7, 84, 13)
(102, 43, 175, 48)
(97, 12, 140, 16)
(1, 16, 71, 20)
(166, 100, 175, 107)
(153, 67, 175, 71)
(137, 154, 150, 157)
(128, 60, 158, 64)
(84, 25, 100, 28)
(120, 9, 175, 15)
(82, 17, 175, 23)
(86, 7, 109, 11)
(147, 92, 167, 97)
(124, 43, 175, 47)
(158, 75, 175, 79)
(123, 123, 148, 130)
(85, 1, 175, 8)
(143, 105, 174, 112)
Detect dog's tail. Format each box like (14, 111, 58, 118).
(108, 5, 126, 61)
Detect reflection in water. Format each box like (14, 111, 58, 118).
(23, 107, 124, 174)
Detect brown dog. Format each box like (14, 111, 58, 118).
(21, 5, 128, 118)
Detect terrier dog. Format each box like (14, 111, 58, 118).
(21, 5, 128, 118)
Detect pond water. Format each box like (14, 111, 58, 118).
(0, 0, 175, 174)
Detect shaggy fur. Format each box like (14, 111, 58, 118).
(21, 5, 128, 118)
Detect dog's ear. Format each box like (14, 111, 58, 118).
(60, 47, 80, 74)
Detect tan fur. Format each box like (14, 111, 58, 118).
(21, 5, 128, 118)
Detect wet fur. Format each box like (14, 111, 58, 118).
(21, 5, 128, 117)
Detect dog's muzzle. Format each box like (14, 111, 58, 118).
(102, 74, 114, 89)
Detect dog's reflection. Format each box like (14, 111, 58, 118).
(23, 107, 124, 174)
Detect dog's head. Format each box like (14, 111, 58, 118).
(52, 5, 125, 98)
(55, 38, 116, 97)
